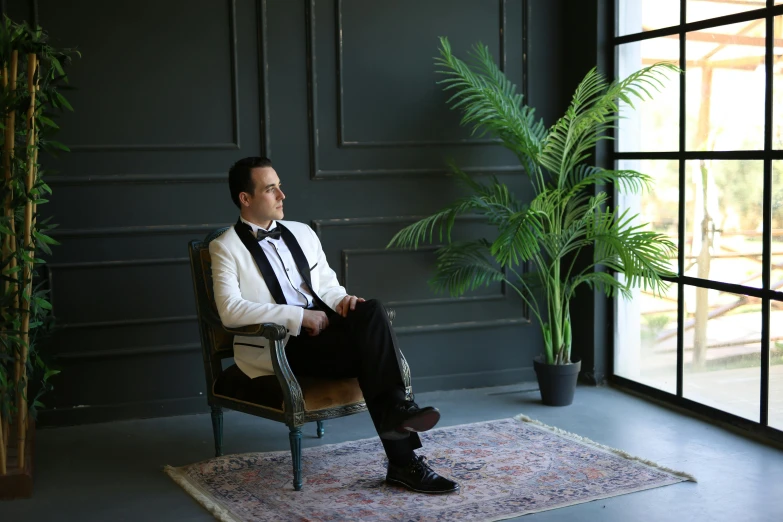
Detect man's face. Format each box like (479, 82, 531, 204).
(239, 167, 285, 227)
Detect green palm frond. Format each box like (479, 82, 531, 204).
(563, 165, 653, 198)
(430, 240, 505, 296)
(569, 271, 632, 300)
(387, 197, 481, 250)
(470, 178, 526, 224)
(490, 205, 544, 266)
(588, 207, 676, 296)
(541, 63, 678, 182)
(436, 37, 546, 180)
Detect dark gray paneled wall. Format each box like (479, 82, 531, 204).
(10, 0, 579, 426)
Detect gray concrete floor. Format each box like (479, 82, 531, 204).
(1, 384, 782, 521)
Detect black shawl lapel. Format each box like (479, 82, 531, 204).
(277, 223, 333, 313)
(234, 219, 287, 305)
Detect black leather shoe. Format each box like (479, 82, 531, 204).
(379, 400, 441, 440)
(386, 455, 459, 494)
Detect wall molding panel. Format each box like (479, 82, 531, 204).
(69, 0, 241, 152)
(305, 0, 528, 180)
(335, 0, 508, 148)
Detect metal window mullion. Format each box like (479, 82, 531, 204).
(677, 0, 687, 398)
(615, 4, 783, 45)
(761, 3, 775, 426)
(615, 151, 783, 160)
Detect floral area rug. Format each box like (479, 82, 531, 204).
(164, 415, 695, 522)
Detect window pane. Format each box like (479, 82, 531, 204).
(771, 161, 783, 430)
(686, 21, 765, 151)
(614, 160, 678, 393)
(683, 289, 761, 422)
(687, 0, 765, 24)
(769, 11, 783, 432)
(615, 285, 679, 394)
(618, 0, 680, 37)
(771, 314, 783, 430)
(772, 15, 783, 150)
(617, 39, 680, 152)
(773, 162, 783, 286)
(685, 160, 763, 287)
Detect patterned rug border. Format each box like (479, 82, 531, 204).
(165, 465, 239, 522)
(164, 415, 697, 522)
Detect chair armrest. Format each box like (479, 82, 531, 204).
(269, 336, 307, 425)
(201, 307, 304, 421)
(223, 323, 287, 340)
(201, 307, 287, 340)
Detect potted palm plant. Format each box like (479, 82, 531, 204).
(388, 37, 676, 406)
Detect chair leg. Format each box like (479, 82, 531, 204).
(288, 426, 303, 491)
(211, 405, 223, 457)
(316, 420, 325, 438)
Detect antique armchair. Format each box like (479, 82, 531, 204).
(187, 227, 412, 491)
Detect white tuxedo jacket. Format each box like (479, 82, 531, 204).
(208, 220, 347, 378)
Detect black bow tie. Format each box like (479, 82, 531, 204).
(256, 228, 282, 241)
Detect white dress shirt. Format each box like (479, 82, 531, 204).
(241, 218, 315, 312)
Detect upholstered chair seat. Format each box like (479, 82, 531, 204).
(213, 365, 365, 413)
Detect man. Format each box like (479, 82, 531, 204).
(209, 156, 459, 494)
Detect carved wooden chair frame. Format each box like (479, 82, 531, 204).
(188, 227, 412, 490)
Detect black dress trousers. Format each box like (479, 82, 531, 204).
(283, 299, 422, 458)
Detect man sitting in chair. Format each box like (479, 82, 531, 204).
(209, 156, 459, 494)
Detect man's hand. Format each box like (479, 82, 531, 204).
(335, 295, 365, 318)
(302, 309, 329, 336)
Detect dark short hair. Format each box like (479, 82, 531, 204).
(228, 156, 274, 208)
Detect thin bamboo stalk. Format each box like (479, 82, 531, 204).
(0, 66, 6, 479)
(16, 53, 36, 470)
(1, 50, 19, 477)
(1, 64, 7, 478)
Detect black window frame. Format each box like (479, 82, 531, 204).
(608, 0, 783, 444)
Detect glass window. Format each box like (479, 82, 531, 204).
(772, 15, 783, 150)
(772, 162, 783, 285)
(615, 0, 779, 434)
(684, 160, 763, 287)
(687, 0, 766, 25)
(615, 160, 679, 393)
(615, 286, 679, 394)
(770, 161, 783, 429)
(683, 289, 761, 422)
(618, 0, 681, 37)
(617, 39, 680, 152)
(686, 21, 766, 151)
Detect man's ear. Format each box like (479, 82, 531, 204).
(238, 192, 250, 207)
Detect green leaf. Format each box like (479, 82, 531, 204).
(429, 240, 505, 297)
(33, 230, 60, 245)
(36, 240, 52, 255)
(38, 181, 53, 195)
(38, 115, 60, 129)
(34, 297, 52, 310)
(54, 91, 74, 111)
(45, 140, 70, 152)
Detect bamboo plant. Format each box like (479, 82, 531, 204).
(388, 37, 677, 366)
(0, 17, 76, 476)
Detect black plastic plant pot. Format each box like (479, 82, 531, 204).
(533, 356, 581, 406)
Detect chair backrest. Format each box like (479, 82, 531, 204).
(188, 227, 233, 397)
